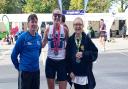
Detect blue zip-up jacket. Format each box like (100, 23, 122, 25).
(11, 31, 42, 72)
(66, 32, 98, 89)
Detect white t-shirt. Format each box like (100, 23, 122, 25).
(72, 76, 88, 85)
(47, 25, 66, 60)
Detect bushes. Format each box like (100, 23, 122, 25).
(0, 32, 8, 40)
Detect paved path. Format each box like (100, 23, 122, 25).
(0, 38, 128, 89)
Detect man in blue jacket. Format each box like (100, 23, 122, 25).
(11, 14, 42, 89)
(66, 17, 98, 89)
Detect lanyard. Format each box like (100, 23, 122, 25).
(75, 34, 82, 52)
(52, 24, 60, 54)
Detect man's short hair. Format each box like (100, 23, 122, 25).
(100, 19, 104, 22)
(28, 14, 38, 22)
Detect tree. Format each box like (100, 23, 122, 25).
(6, 0, 21, 13)
(40, 0, 58, 13)
(22, 0, 58, 13)
(0, 0, 118, 13)
(0, 0, 7, 13)
(0, 0, 21, 13)
(69, 0, 84, 10)
(62, 0, 71, 10)
(87, 0, 111, 13)
(22, 0, 39, 13)
(111, 0, 128, 12)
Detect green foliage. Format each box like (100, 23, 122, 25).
(0, 0, 21, 13)
(87, 0, 111, 13)
(1, 0, 124, 13)
(6, 0, 21, 13)
(40, 0, 58, 13)
(69, 0, 84, 10)
(0, 0, 58, 13)
(0, 0, 7, 13)
(23, 0, 58, 13)
(62, 0, 71, 10)
(0, 32, 7, 40)
(111, 0, 128, 12)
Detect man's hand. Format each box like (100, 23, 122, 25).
(70, 72, 75, 80)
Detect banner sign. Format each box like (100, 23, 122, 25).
(62, 10, 85, 15)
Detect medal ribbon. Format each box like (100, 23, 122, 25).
(53, 24, 60, 54)
(75, 34, 82, 52)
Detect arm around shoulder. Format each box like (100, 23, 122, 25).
(64, 26, 69, 41)
(42, 28, 49, 48)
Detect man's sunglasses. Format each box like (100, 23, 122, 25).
(53, 13, 62, 18)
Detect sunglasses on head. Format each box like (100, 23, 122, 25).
(53, 13, 62, 18)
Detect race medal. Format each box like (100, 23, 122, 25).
(53, 23, 60, 56)
(75, 34, 82, 63)
(80, 45, 84, 51)
(76, 58, 81, 63)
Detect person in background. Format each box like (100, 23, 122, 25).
(87, 23, 94, 38)
(5, 34, 11, 45)
(15, 23, 26, 41)
(40, 22, 46, 38)
(121, 23, 127, 39)
(61, 15, 69, 33)
(42, 8, 69, 89)
(11, 14, 42, 89)
(66, 17, 98, 89)
(99, 19, 106, 49)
